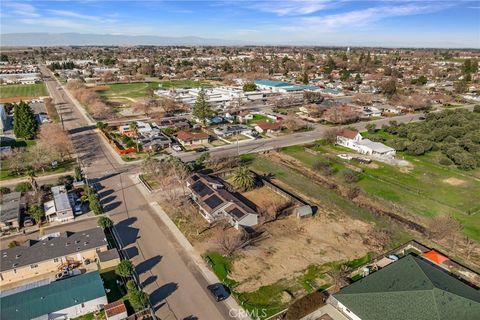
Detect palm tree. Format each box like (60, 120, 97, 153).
(232, 167, 255, 191)
(129, 121, 139, 152)
(27, 169, 38, 194)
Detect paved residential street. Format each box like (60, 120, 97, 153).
(39, 66, 235, 320)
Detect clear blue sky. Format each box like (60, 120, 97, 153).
(1, 1, 479, 48)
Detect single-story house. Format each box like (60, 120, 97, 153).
(237, 111, 254, 123)
(254, 121, 282, 134)
(0, 192, 23, 231)
(97, 248, 121, 270)
(176, 131, 209, 146)
(336, 129, 395, 158)
(213, 124, 253, 137)
(187, 174, 258, 229)
(140, 133, 171, 151)
(362, 106, 381, 118)
(0, 271, 108, 320)
(44, 185, 74, 223)
(119, 121, 152, 136)
(330, 254, 480, 320)
(356, 139, 396, 157)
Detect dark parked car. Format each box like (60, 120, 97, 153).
(207, 283, 230, 301)
(194, 147, 209, 153)
(23, 217, 34, 227)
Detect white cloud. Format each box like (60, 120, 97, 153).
(47, 10, 101, 21)
(4, 2, 39, 17)
(252, 0, 332, 16)
(20, 18, 87, 30)
(283, 3, 455, 31)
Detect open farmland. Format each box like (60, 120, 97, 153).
(0, 83, 48, 100)
(280, 142, 480, 242)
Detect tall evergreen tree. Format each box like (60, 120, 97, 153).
(13, 101, 38, 139)
(192, 89, 213, 125)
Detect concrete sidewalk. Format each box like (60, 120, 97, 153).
(132, 174, 250, 320)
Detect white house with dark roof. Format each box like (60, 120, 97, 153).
(187, 174, 258, 229)
(336, 129, 395, 158)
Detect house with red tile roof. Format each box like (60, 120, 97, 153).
(104, 300, 128, 320)
(254, 121, 283, 134)
(176, 130, 209, 146)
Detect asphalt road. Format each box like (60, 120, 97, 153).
(176, 113, 425, 162)
(40, 66, 234, 320)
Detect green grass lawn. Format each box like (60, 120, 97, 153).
(97, 80, 211, 100)
(0, 139, 36, 148)
(0, 160, 74, 181)
(0, 83, 48, 99)
(247, 114, 272, 125)
(280, 143, 480, 242)
(100, 270, 125, 302)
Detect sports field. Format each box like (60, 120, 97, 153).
(0, 83, 48, 99)
(97, 80, 211, 100)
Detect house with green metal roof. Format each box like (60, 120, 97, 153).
(0, 271, 107, 320)
(331, 254, 480, 320)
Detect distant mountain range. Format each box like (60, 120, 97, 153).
(0, 32, 247, 46)
(0, 32, 475, 48)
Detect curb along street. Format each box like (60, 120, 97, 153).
(131, 174, 251, 320)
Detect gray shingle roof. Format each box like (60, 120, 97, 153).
(333, 254, 480, 320)
(0, 192, 22, 223)
(0, 227, 107, 272)
(97, 248, 120, 262)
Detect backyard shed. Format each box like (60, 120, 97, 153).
(296, 205, 313, 219)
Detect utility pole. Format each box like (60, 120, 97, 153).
(236, 134, 240, 156)
(59, 111, 65, 131)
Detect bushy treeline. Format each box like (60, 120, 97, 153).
(384, 108, 480, 170)
(48, 61, 76, 70)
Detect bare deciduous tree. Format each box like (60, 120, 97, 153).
(216, 229, 244, 256)
(427, 215, 463, 250)
(38, 123, 73, 161)
(323, 128, 342, 144)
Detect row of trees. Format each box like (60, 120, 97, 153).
(48, 61, 76, 70)
(384, 109, 480, 170)
(4, 123, 74, 175)
(66, 80, 111, 119)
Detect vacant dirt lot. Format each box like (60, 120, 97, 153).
(443, 177, 466, 186)
(242, 186, 290, 212)
(229, 214, 376, 292)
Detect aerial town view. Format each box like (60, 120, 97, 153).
(0, 1, 479, 320)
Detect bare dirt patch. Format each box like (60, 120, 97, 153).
(242, 187, 290, 212)
(0, 96, 37, 103)
(90, 85, 108, 91)
(229, 214, 376, 292)
(443, 177, 466, 186)
(399, 166, 414, 173)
